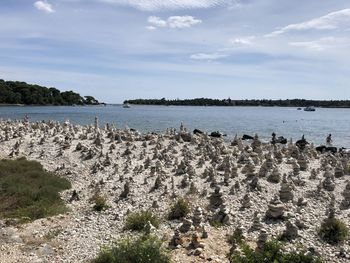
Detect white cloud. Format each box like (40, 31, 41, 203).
(148, 16, 167, 27)
(190, 36, 255, 62)
(290, 37, 350, 51)
(147, 16, 202, 29)
(268, 8, 350, 36)
(99, 0, 235, 11)
(167, 16, 202, 28)
(145, 25, 157, 30)
(34, 1, 55, 13)
(230, 36, 254, 46)
(190, 52, 227, 60)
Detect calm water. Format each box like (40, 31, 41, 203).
(0, 105, 349, 147)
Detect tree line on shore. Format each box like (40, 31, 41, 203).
(0, 79, 100, 106)
(124, 98, 350, 108)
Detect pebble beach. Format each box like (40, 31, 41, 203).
(0, 118, 350, 263)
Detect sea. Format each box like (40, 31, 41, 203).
(0, 105, 349, 148)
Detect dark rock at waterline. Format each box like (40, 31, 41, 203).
(316, 145, 338, 154)
(276, 136, 287, 144)
(210, 131, 222, 138)
(242, 134, 254, 140)
(210, 131, 221, 138)
(296, 139, 309, 150)
(272, 135, 287, 144)
(193, 129, 204, 135)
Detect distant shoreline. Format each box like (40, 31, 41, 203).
(2, 103, 350, 109)
(123, 98, 350, 108)
(122, 104, 350, 109)
(0, 103, 107, 107)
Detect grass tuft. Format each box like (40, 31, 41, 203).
(229, 240, 322, 263)
(168, 198, 190, 220)
(91, 192, 108, 212)
(319, 217, 349, 244)
(124, 210, 160, 231)
(0, 157, 71, 222)
(92, 234, 171, 263)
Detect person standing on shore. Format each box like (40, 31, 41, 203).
(326, 134, 332, 146)
(271, 132, 276, 144)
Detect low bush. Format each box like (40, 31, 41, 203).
(168, 198, 190, 220)
(92, 234, 171, 263)
(0, 157, 71, 221)
(227, 228, 245, 246)
(229, 240, 322, 263)
(91, 193, 108, 212)
(319, 217, 349, 244)
(124, 210, 160, 231)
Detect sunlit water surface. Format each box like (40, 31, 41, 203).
(0, 105, 349, 147)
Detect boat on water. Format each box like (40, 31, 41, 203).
(122, 104, 130, 108)
(304, 106, 316, 112)
(297, 108, 302, 110)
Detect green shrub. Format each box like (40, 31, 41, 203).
(0, 157, 71, 221)
(319, 217, 349, 244)
(92, 235, 171, 263)
(227, 228, 245, 246)
(229, 240, 322, 263)
(210, 220, 224, 228)
(168, 198, 190, 220)
(91, 193, 108, 212)
(124, 210, 159, 231)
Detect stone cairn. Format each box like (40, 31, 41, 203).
(192, 206, 204, 227)
(241, 193, 252, 210)
(231, 163, 238, 178)
(250, 211, 263, 232)
(327, 195, 336, 219)
(292, 160, 300, 176)
(297, 153, 308, 171)
(264, 152, 275, 170)
(297, 196, 307, 207)
(120, 181, 130, 198)
(279, 176, 294, 203)
(179, 218, 193, 233)
(212, 204, 231, 225)
(334, 162, 345, 178)
(190, 232, 205, 249)
(169, 230, 183, 248)
(249, 175, 261, 191)
(229, 227, 245, 251)
(267, 166, 281, 183)
(309, 168, 317, 180)
(341, 180, 350, 209)
(258, 164, 269, 178)
(281, 221, 299, 241)
(274, 149, 283, 164)
(144, 221, 157, 235)
(252, 134, 262, 154)
(257, 229, 268, 250)
(209, 186, 224, 210)
(242, 158, 256, 178)
(266, 195, 285, 219)
(322, 167, 335, 192)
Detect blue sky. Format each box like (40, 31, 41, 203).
(0, 0, 350, 103)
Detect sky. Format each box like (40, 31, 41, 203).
(0, 0, 350, 103)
